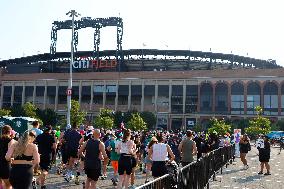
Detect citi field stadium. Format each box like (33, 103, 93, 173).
(0, 17, 283, 130)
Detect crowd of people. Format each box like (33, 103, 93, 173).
(0, 120, 278, 189)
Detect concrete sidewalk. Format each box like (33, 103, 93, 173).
(209, 145, 284, 189)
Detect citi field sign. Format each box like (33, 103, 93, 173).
(72, 57, 117, 69)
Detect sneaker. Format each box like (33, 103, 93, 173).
(258, 171, 263, 175)
(32, 177, 37, 189)
(264, 172, 271, 175)
(75, 176, 80, 185)
(101, 175, 107, 180)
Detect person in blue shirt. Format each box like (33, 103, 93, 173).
(30, 121, 43, 137)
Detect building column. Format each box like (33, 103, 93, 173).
(227, 83, 231, 114)
(0, 84, 4, 108)
(141, 80, 145, 112)
(169, 80, 172, 113)
(244, 83, 247, 114)
(22, 82, 26, 106)
(260, 82, 264, 108)
(128, 81, 131, 111)
(183, 80, 186, 114)
(115, 81, 119, 112)
(55, 81, 59, 111)
(155, 80, 158, 112)
(32, 81, 36, 105)
(79, 81, 82, 106)
(11, 83, 15, 107)
(90, 81, 94, 111)
(197, 83, 201, 113)
(103, 81, 106, 109)
(43, 80, 47, 109)
(212, 83, 215, 113)
(278, 83, 281, 116)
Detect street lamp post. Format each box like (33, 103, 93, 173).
(66, 10, 80, 127)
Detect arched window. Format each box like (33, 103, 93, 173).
(263, 82, 278, 115)
(200, 83, 213, 112)
(247, 82, 261, 115)
(215, 83, 228, 113)
(231, 82, 244, 114)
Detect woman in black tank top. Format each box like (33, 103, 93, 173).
(0, 125, 13, 189)
(6, 130, 40, 189)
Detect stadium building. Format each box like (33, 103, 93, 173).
(0, 17, 283, 129)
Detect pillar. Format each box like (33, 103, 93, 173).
(90, 81, 94, 111)
(169, 80, 172, 113)
(11, 83, 15, 107)
(115, 81, 118, 112)
(32, 81, 36, 105)
(155, 80, 158, 112)
(103, 81, 106, 109)
(212, 83, 215, 113)
(22, 82, 26, 106)
(141, 80, 145, 112)
(183, 80, 186, 114)
(0, 84, 4, 108)
(228, 83, 231, 114)
(43, 80, 47, 109)
(55, 81, 59, 111)
(244, 83, 247, 114)
(278, 83, 281, 116)
(128, 81, 131, 111)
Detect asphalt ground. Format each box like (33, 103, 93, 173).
(38, 144, 283, 189)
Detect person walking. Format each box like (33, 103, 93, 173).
(144, 137, 157, 183)
(149, 132, 175, 178)
(5, 130, 40, 189)
(63, 124, 82, 182)
(78, 129, 109, 189)
(0, 125, 15, 189)
(116, 129, 135, 189)
(239, 134, 250, 169)
(35, 125, 57, 189)
(107, 132, 121, 186)
(178, 130, 198, 167)
(258, 136, 271, 175)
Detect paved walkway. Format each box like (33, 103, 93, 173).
(209, 145, 284, 189)
(41, 145, 283, 189)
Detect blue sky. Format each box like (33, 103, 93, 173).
(0, 0, 283, 66)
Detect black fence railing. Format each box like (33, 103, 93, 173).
(137, 145, 235, 189)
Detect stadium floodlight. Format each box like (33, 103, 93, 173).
(66, 10, 80, 128)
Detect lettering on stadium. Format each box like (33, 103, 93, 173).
(72, 57, 117, 69)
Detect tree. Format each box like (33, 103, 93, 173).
(68, 100, 87, 126)
(208, 117, 231, 136)
(93, 108, 114, 129)
(126, 113, 147, 131)
(113, 111, 124, 128)
(140, 111, 156, 129)
(10, 105, 25, 117)
(0, 108, 11, 116)
(23, 102, 37, 118)
(245, 106, 271, 137)
(36, 108, 58, 126)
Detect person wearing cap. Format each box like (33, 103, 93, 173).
(35, 125, 56, 189)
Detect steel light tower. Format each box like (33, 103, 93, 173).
(66, 10, 80, 127)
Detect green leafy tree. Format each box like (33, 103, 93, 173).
(140, 111, 157, 129)
(36, 108, 58, 126)
(10, 105, 25, 117)
(0, 108, 11, 116)
(208, 117, 231, 136)
(93, 108, 114, 129)
(272, 120, 284, 131)
(192, 124, 203, 132)
(68, 100, 87, 126)
(245, 106, 271, 137)
(126, 113, 147, 131)
(23, 102, 37, 118)
(113, 111, 124, 128)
